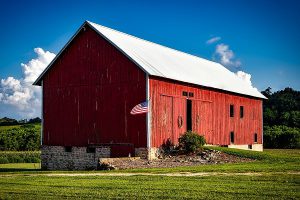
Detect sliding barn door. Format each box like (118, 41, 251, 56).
(157, 95, 173, 145)
(172, 97, 187, 144)
(193, 100, 213, 143)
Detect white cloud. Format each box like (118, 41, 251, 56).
(206, 39, 260, 95)
(21, 48, 55, 84)
(235, 70, 261, 94)
(0, 48, 55, 119)
(235, 71, 252, 86)
(214, 43, 241, 68)
(206, 36, 221, 44)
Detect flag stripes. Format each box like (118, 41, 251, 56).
(130, 101, 148, 115)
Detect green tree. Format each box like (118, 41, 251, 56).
(262, 87, 300, 127)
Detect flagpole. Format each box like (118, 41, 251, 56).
(146, 74, 151, 151)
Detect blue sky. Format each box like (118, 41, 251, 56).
(0, 0, 299, 119)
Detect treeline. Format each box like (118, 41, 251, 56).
(0, 117, 41, 126)
(262, 87, 300, 148)
(0, 124, 41, 151)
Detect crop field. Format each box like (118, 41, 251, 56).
(0, 148, 299, 199)
(0, 123, 41, 131)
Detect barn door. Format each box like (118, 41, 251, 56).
(158, 95, 173, 145)
(172, 97, 186, 144)
(193, 100, 213, 142)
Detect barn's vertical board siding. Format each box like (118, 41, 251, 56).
(43, 26, 147, 148)
(149, 77, 263, 147)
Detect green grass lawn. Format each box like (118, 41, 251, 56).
(0, 173, 299, 199)
(0, 148, 299, 199)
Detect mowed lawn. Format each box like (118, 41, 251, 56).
(0, 149, 299, 199)
(0, 173, 298, 199)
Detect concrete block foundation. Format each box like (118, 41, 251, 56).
(41, 145, 110, 170)
(41, 144, 263, 170)
(227, 144, 263, 151)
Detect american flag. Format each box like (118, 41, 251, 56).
(130, 101, 148, 115)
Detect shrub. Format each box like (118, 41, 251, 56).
(162, 138, 175, 154)
(178, 131, 206, 153)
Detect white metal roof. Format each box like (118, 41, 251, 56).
(87, 21, 265, 99)
(34, 21, 266, 99)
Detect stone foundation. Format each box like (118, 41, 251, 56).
(42, 143, 263, 169)
(135, 147, 162, 160)
(41, 145, 110, 170)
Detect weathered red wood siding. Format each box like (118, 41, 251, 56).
(150, 76, 263, 147)
(42, 25, 147, 148)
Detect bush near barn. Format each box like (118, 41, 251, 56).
(178, 131, 206, 153)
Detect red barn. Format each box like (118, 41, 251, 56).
(34, 21, 266, 170)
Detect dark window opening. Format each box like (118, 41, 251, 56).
(230, 105, 234, 117)
(87, 147, 96, 153)
(248, 145, 252, 149)
(240, 106, 244, 118)
(254, 133, 258, 143)
(187, 99, 192, 131)
(230, 132, 234, 144)
(182, 91, 188, 96)
(65, 146, 72, 152)
(188, 92, 194, 97)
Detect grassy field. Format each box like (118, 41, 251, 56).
(0, 148, 299, 199)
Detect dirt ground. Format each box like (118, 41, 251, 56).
(99, 149, 254, 170)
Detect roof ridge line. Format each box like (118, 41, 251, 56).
(86, 21, 220, 66)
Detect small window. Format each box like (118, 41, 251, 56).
(248, 145, 252, 149)
(182, 91, 188, 96)
(65, 146, 72, 152)
(188, 92, 194, 97)
(187, 99, 192, 131)
(240, 106, 244, 118)
(254, 133, 258, 143)
(230, 105, 234, 117)
(230, 131, 234, 144)
(87, 147, 96, 153)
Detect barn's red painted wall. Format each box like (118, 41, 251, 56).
(41, 23, 263, 151)
(42, 25, 147, 148)
(149, 76, 263, 147)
